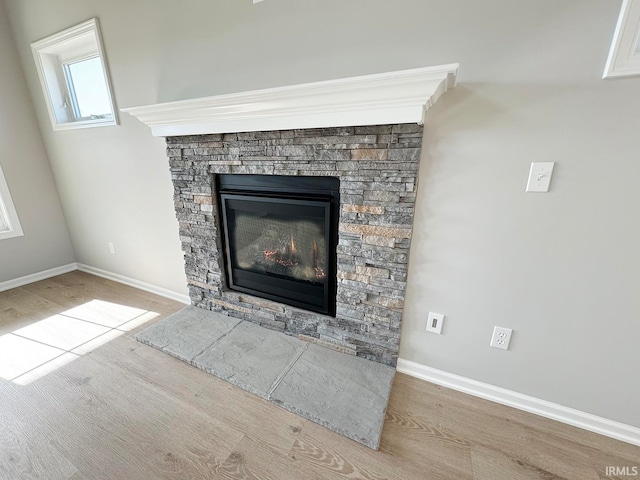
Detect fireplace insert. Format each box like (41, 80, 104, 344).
(216, 175, 339, 316)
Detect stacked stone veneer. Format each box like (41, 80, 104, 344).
(166, 124, 423, 367)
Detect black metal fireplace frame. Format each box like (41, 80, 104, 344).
(216, 174, 339, 316)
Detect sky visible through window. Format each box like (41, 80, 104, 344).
(67, 56, 111, 118)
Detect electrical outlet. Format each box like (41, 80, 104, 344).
(108, 242, 116, 255)
(490, 326, 512, 350)
(426, 312, 444, 335)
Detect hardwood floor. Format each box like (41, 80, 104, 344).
(1, 271, 638, 479)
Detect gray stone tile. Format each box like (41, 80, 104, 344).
(270, 344, 395, 449)
(135, 306, 240, 362)
(191, 321, 307, 398)
(136, 307, 394, 449)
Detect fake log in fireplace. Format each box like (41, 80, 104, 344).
(217, 175, 339, 316)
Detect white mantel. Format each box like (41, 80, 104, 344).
(121, 64, 458, 137)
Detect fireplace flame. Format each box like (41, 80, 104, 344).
(262, 233, 327, 276)
(314, 266, 326, 279)
(289, 234, 297, 254)
(312, 240, 325, 279)
(263, 233, 300, 267)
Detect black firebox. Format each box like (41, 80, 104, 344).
(216, 175, 339, 316)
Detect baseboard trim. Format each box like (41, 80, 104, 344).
(76, 263, 191, 305)
(0, 263, 78, 293)
(396, 358, 640, 447)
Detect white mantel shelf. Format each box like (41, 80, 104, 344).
(121, 64, 459, 137)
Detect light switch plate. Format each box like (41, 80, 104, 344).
(526, 162, 555, 192)
(426, 312, 445, 334)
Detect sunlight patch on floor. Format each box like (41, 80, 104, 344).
(0, 300, 158, 385)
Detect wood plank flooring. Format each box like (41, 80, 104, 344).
(1, 271, 638, 479)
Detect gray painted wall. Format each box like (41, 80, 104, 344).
(4, 0, 639, 427)
(0, 2, 74, 283)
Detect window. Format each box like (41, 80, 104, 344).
(64, 56, 112, 118)
(31, 18, 118, 130)
(0, 165, 24, 241)
(604, 0, 640, 78)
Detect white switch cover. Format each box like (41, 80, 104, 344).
(526, 162, 555, 192)
(426, 312, 445, 334)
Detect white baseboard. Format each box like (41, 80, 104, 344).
(0, 261, 191, 304)
(0, 263, 77, 293)
(396, 358, 640, 448)
(76, 263, 191, 305)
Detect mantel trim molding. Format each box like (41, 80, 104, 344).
(121, 64, 458, 136)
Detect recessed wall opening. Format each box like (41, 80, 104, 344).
(217, 174, 339, 316)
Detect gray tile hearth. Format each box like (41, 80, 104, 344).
(192, 321, 307, 398)
(136, 306, 241, 361)
(271, 343, 395, 449)
(136, 306, 395, 449)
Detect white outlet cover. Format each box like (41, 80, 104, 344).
(490, 326, 513, 350)
(426, 312, 444, 334)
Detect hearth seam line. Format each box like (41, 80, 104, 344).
(267, 343, 309, 398)
(190, 320, 242, 363)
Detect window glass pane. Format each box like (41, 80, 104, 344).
(0, 164, 23, 239)
(67, 57, 111, 118)
(0, 211, 8, 231)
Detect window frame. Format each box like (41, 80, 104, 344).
(0, 165, 24, 241)
(604, 0, 640, 78)
(31, 18, 118, 130)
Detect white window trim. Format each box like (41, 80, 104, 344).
(604, 0, 640, 78)
(0, 165, 24, 241)
(31, 18, 118, 130)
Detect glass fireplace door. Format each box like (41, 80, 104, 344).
(220, 193, 333, 314)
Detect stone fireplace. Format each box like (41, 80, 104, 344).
(166, 124, 422, 366)
(123, 65, 458, 368)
